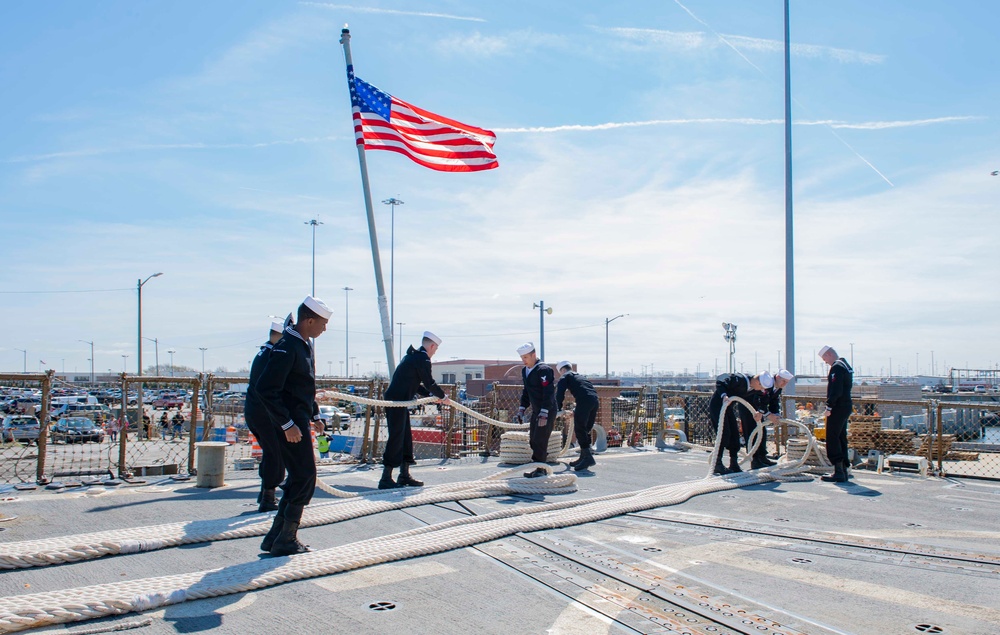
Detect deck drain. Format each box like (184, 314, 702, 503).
(949, 507, 971, 511)
(913, 625, 944, 633)
(904, 522, 924, 527)
(643, 547, 662, 552)
(773, 518, 790, 522)
(368, 601, 397, 611)
(789, 557, 813, 564)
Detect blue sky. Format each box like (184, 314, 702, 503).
(1, 0, 997, 379)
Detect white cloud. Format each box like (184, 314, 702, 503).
(598, 26, 886, 65)
(434, 30, 571, 57)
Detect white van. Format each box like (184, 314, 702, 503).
(61, 404, 107, 420)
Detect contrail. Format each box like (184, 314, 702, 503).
(299, 2, 485, 23)
(672, 0, 894, 186)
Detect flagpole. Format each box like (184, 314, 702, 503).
(340, 27, 396, 374)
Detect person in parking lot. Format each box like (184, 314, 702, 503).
(254, 296, 331, 556)
(380, 331, 449, 489)
(170, 410, 184, 440)
(244, 317, 290, 512)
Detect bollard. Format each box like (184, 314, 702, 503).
(195, 441, 229, 488)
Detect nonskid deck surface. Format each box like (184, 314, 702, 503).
(1, 449, 998, 635)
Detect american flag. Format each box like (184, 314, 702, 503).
(348, 66, 498, 173)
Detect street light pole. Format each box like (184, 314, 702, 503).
(304, 219, 324, 296)
(143, 337, 159, 375)
(397, 322, 405, 360)
(199, 347, 208, 374)
(343, 286, 353, 377)
(532, 301, 553, 361)
(137, 272, 163, 427)
(122, 354, 129, 372)
(79, 340, 95, 384)
(605, 314, 627, 379)
(14, 348, 26, 373)
(167, 349, 176, 377)
(381, 198, 404, 331)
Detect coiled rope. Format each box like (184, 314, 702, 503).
(0, 396, 827, 632)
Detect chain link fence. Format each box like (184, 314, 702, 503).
(6, 375, 999, 482)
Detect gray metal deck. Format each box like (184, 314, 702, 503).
(1, 447, 998, 634)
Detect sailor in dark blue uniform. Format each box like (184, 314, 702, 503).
(820, 346, 854, 483)
(746, 369, 794, 469)
(707, 371, 773, 475)
(517, 342, 557, 478)
(254, 295, 331, 556)
(244, 317, 289, 512)
(555, 360, 600, 473)
(380, 331, 449, 489)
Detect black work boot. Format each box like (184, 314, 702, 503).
(269, 520, 309, 556)
(821, 462, 848, 483)
(712, 460, 729, 475)
(396, 464, 423, 487)
(523, 467, 547, 478)
(260, 514, 284, 552)
(750, 456, 767, 470)
(377, 465, 399, 490)
(574, 446, 596, 472)
(269, 504, 308, 556)
(258, 488, 278, 513)
(727, 450, 742, 473)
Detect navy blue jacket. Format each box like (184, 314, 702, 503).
(254, 328, 317, 432)
(244, 342, 272, 421)
(556, 371, 598, 410)
(384, 345, 445, 401)
(521, 363, 556, 417)
(826, 358, 854, 414)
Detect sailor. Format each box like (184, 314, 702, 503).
(244, 317, 289, 512)
(745, 369, 794, 469)
(819, 346, 853, 483)
(555, 361, 600, 473)
(517, 343, 557, 478)
(707, 371, 773, 475)
(254, 296, 331, 556)
(380, 331, 449, 489)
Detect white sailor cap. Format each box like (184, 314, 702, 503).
(270, 320, 284, 333)
(517, 342, 535, 356)
(423, 331, 441, 346)
(818, 345, 832, 357)
(556, 360, 572, 372)
(302, 295, 333, 320)
(757, 371, 774, 389)
(776, 369, 794, 381)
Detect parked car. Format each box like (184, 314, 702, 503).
(318, 405, 351, 431)
(2, 415, 41, 444)
(51, 417, 105, 444)
(153, 394, 185, 409)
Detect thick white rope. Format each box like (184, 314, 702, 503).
(0, 467, 575, 571)
(317, 390, 530, 431)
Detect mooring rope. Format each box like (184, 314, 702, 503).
(0, 395, 827, 632)
(0, 466, 575, 571)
